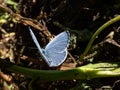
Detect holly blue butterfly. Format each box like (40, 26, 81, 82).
(28, 27, 69, 67)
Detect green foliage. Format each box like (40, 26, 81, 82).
(6, 0, 18, 10)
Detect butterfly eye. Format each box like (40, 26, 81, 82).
(42, 50, 45, 54)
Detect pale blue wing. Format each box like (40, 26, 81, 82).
(29, 27, 52, 66)
(44, 31, 69, 67)
(28, 27, 43, 55)
(49, 50, 67, 67)
(45, 31, 69, 52)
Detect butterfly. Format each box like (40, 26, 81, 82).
(28, 27, 70, 67)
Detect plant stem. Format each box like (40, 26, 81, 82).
(80, 15, 120, 60)
(1, 60, 120, 81)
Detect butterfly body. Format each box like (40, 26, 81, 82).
(29, 27, 69, 67)
(41, 49, 53, 66)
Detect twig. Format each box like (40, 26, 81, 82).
(0, 5, 52, 37)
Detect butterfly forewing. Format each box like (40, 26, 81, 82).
(29, 27, 43, 55)
(45, 31, 69, 52)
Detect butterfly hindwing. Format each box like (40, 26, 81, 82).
(49, 50, 67, 67)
